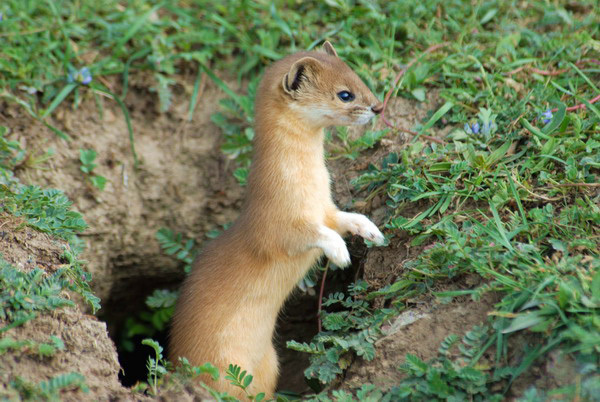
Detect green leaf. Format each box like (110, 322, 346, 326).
(542, 103, 566, 135)
(88, 83, 137, 167)
(79, 149, 97, 168)
(411, 87, 426, 102)
(116, 3, 164, 48)
(188, 69, 203, 121)
(242, 373, 253, 388)
(486, 141, 511, 167)
(90, 176, 107, 190)
(502, 311, 547, 334)
(417, 101, 454, 137)
(591, 270, 600, 301)
(37, 343, 56, 356)
(480, 8, 498, 24)
(42, 83, 77, 118)
(197, 362, 220, 381)
(403, 353, 428, 376)
(520, 117, 551, 140)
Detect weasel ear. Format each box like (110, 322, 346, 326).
(322, 41, 338, 57)
(282, 57, 322, 96)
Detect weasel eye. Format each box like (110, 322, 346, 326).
(337, 91, 355, 102)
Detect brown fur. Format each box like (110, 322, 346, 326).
(169, 42, 383, 398)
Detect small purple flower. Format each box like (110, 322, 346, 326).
(464, 122, 480, 134)
(68, 67, 92, 85)
(541, 109, 553, 124)
(0, 12, 3, 21)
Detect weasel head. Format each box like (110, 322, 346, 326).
(259, 42, 383, 129)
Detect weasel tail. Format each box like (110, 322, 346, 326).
(169, 41, 385, 398)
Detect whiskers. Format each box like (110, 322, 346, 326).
(350, 109, 375, 125)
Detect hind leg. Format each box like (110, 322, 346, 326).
(250, 343, 279, 397)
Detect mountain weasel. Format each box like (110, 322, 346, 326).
(169, 41, 385, 398)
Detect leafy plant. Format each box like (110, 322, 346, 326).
(155, 228, 197, 274)
(225, 364, 266, 402)
(118, 228, 193, 352)
(120, 289, 177, 352)
(0, 125, 25, 171)
(0, 335, 65, 358)
(306, 383, 390, 402)
(288, 280, 395, 388)
(393, 328, 503, 401)
(211, 76, 259, 184)
(328, 127, 388, 160)
(142, 338, 169, 396)
(174, 357, 220, 382)
(0, 261, 72, 330)
(10, 372, 89, 401)
(135, 341, 262, 401)
(79, 149, 107, 190)
(0, 250, 99, 332)
(0, 185, 87, 248)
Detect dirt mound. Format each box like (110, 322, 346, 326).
(1, 307, 129, 401)
(0, 216, 65, 272)
(0, 218, 130, 400)
(343, 293, 497, 390)
(2, 75, 243, 308)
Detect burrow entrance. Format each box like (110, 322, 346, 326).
(98, 242, 367, 394)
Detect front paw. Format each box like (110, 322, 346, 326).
(339, 212, 385, 246)
(323, 237, 351, 267)
(315, 226, 351, 267)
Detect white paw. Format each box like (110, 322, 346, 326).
(315, 226, 351, 267)
(323, 237, 351, 267)
(339, 212, 385, 246)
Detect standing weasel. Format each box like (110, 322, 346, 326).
(169, 42, 385, 398)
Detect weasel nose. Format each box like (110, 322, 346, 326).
(371, 103, 383, 115)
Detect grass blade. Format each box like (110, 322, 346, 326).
(116, 3, 164, 48)
(42, 83, 77, 118)
(188, 69, 203, 121)
(542, 102, 566, 135)
(488, 202, 514, 252)
(520, 117, 551, 140)
(200, 63, 244, 110)
(415, 101, 454, 139)
(90, 83, 138, 167)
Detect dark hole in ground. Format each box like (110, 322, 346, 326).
(98, 270, 183, 387)
(100, 240, 366, 392)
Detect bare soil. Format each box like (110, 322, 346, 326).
(342, 293, 498, 391)
(0, 218, 132, 400)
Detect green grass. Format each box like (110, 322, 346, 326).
(1, 0, 600, 400)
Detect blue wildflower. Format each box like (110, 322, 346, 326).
(0, 12, 3, 21)
(464, 122, 480, 134)
(481, 121, 495, 135)
(541, 109, 553, 124)
(68, 67, 92, 85)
